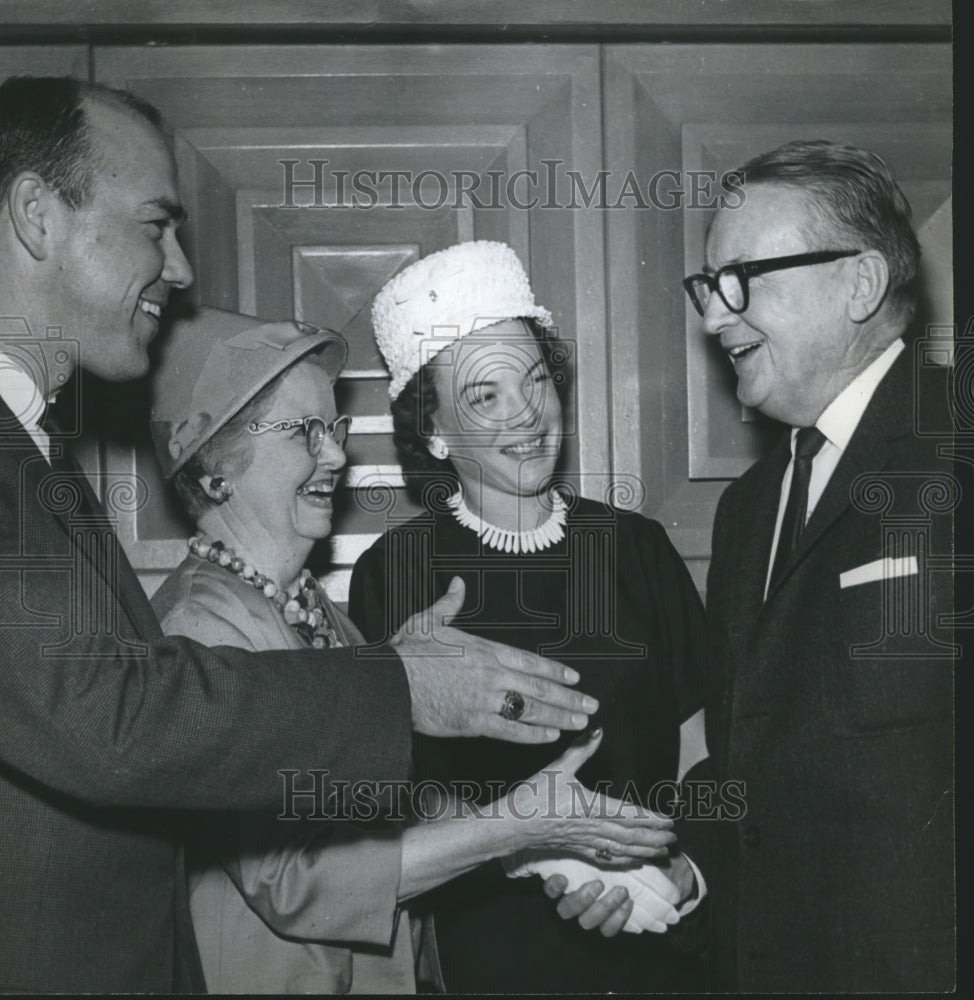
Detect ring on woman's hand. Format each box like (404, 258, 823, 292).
(595, 847, 614, 862)
(499, 690, 526, 721)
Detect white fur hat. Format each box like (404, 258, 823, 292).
(371, 241, 553, 400)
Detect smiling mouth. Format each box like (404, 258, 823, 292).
(726, 342, 761, 365)
(500, 435, 550, 457)
(138, 298, 163, 320)
(298, 480, 334, 502)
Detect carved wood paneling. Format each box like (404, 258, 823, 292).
(0, 46, 87, 76)
(94, 45, 604, 600)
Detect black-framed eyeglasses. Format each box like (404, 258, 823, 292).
(248, 414, 352, 455)
(683, 249, 861, 316)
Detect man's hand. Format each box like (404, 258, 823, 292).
(544, 877, 634, 937)
(394, 577, 598, 743)
(543, 862, 683, 936)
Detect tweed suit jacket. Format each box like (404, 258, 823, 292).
(703, 347, 956, 992)
(0, 396, 412, 993)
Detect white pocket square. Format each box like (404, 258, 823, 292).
(839, 556, 918, 589)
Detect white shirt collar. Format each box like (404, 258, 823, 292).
(814, 338, 905, 452)
(0, 351, 57, 461)
(0, 350, 49, 434)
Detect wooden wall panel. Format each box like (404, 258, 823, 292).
(0, 46, 86, 77)
(0, 1, 951, 36)
(93, 45, 605, 601)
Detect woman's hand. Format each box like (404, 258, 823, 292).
(503, 728, 676, 864)
(397, 727, 682, 902)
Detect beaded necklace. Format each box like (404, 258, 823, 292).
(187, 536, 342, 648)
(447, 490, 567, 553)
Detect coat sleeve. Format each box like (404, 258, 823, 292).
(223, 817, 403, 946)
(631, 515, 708, 725)
(658, 485, 747, 954)
(0, 498, 412, 813)
(159, 579, 405, 948)
(628, 514, 715, 952)
(703, 480, 739, 770)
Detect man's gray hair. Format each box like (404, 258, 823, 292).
(737, 139, 921, 324)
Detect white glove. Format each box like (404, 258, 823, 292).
(504, 852, 681, 933)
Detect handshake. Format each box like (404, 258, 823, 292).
(502, 728, 700, 937)
(510, 852, 696, 935)
(502, 729, 700, 937)
(394, 577, 701, 937)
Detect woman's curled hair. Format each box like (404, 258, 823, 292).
(390, 318, 569, 501)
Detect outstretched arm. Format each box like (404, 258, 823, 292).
(388, 576, 600, 743)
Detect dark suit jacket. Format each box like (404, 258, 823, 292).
(703, 347, 956, 992)
(0, 398, 412, 993)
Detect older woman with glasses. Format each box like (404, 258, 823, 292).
(148, 306, 677, 995)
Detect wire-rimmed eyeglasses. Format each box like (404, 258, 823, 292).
(683, 249, 861, 316)
(248, 414, 352, 456)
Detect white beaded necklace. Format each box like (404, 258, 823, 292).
(447, 490, 566, 553)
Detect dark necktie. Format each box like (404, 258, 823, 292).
(768, 425, 827, 591)
(40, 408, 74, 476)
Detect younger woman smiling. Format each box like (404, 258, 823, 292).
(351, 242, 709, 993)
(149, 306, 675, 994)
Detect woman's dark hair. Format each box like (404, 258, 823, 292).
(390, 318, 570, 500)
(172, 351, 333, 522)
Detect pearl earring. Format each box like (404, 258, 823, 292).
(209, 476, 233, 503)
(428, 437, 449, 461)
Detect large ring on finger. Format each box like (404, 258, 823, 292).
(595, 847, 614, 863)
(499, 690, 526, 721)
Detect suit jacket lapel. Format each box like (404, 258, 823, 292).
(722, 435, 791, 649)
(0, 395, 157, 640)
(764, 348, 911, 600)
(739, 440, 791, 627)
(0, 394, 102, 536)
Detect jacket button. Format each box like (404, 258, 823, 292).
(742, 826, 762, 847)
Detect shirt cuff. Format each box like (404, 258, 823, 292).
(677, 853, 707, 916)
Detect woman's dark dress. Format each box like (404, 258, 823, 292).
(349, 496, 706, 993)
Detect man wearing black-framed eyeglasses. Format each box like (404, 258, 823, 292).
(683, 140, 954, 994)
(683, 249, 860, 317)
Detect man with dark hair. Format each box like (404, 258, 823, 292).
(0, 76, 161, 206)
(683, 139, 955, 991)
(0, 75, 598, 992)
